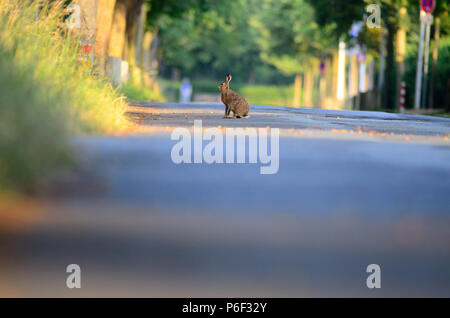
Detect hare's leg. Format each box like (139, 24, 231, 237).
(226, 105, 232, 117)
(223, 104, 230, 118)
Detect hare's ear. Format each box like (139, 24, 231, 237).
(226, 73, 232, 84)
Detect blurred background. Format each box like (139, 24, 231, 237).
(90, 0, 450, 112)
(0, 0, 449, 297)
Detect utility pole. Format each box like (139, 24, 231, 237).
(422, 14, 433, 108)
(415, 0, 436, 110)
(395, 7, 407, 111)
(414, 10, 426, 110)
(337, 40, 346, 101)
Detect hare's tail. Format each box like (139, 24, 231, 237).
(242, 114, 249, 118)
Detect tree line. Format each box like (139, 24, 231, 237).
(82, 0, 449, 110)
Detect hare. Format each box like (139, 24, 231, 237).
(218, 74, 249, 118)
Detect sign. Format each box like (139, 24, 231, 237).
(79, 42, 94, 56)
(66, 4, 81, 29)
(320, 60, 326, 74)
(422, 13, 433, 25)
(66, 1, 98, 69)
(420, 0, 435, 14)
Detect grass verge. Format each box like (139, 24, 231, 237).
(0, 1, 129, 194)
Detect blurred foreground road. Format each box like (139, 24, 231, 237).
(1, 103, 450, 297)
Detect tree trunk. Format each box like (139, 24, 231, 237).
(135, 3, 147, 68)
(172, 68, 180, 81)
(384, 22, 396, 110)
(326, 56, 335, 98)
(303, 69, 313, 107)
(124, 0, 145, 67)
(350, 55, 358, 98)
(293, 73, 302, 107)
(248, 62, 255, 84)
(140, 28, 159, 89)
(108, 0, 127, 58)
(377, 29, 386, 109)
(95, 0, 116, 74)
(148, 29, 159, 79)
(395, 26, 406, 110)
(142, 31, 152, 73)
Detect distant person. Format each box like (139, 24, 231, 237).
(180, 78, 192, 103)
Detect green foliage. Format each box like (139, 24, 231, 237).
(432, 37, 450, 110)
(404, 36, 450, 110)
(255, 0, 336, 75)
(0, 1, 128, 193)
(147, 0, 222, 26)
(152, 0, 450, 109)
(155, 0, 339, 82)
(121, 81, 165, 102)
(306, 0, 364, 38)
(156, 0, 261, 81)
(0, 48, 71, 193)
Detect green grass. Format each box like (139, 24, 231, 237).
(120, 81, 165, 102)
(240, 85, 294, 107)
(160, 78, 296, 106)
(0, 1, 129, 194)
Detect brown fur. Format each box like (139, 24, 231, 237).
(218, 74, 249, 118)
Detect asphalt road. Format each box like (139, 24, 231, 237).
(1, 103, 450, 297)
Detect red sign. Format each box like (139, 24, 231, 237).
(78, 43, 93, 56)
(420, 0, 435, 13)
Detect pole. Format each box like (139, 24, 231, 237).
(400, 82, 406, 113)
(358, 56, 366, 93)
(422, 14, 432, 108)
(414, 11, 426, 110)
(395, 7, 407, 111)
(337, 40, 346, 101)
(429, 16, 440, 109)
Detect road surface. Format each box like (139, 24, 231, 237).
(1, 103, 450, 297)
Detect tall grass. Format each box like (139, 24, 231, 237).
(0, 1, 128, 194)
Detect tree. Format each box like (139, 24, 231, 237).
(155, 0, 260, 81)
(255, 0, 336, 106)
(429, 0, 449, 108)
(124, 0, 146, 66)
(307, 0, 419, 109)
(306, 0, 365, 40)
